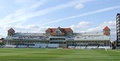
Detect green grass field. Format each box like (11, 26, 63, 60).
(0, 48, 120, 61)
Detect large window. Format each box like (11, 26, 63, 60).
(56, 29, 61, 33)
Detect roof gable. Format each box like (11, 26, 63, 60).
(103, 26, 110, 30)
(8, 28, 15, 32)
(45, 27, 73, 35)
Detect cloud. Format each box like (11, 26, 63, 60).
(27, 0, 91, 20)
(85, 21, 116, 32)
(0, 0, 117, 41)
(0, 0, 47, 26)
(0, 0, 91, 26)
(6, 25, 48, 33)
(41, 5, 120, 25)
(71, 21, 116, 41)
(74, 3, 84, 9)
(70, 21, 92, 32)
(88, 21, 116, 41)
(0, 20, 116, 41)
(0, 25, 50, 38)
(0, 0, 92, 38)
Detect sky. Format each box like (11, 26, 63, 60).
(0, 0, 120, 41)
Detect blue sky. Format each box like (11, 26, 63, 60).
(0, 0, 120, 41)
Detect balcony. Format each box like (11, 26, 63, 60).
(117, 15, 120, 18)
(49, 40, 66, 42)
(116, 28, 120, 30)
(117, 18, 120, 21)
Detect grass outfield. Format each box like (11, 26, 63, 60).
(0, 48, 120, 61)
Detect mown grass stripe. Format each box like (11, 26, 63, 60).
(0, 48, 120, 61)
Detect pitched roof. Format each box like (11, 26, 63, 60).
(8, 28, 15, 32)
(46, 27, 73, 35)
(103, 26, 110, 30)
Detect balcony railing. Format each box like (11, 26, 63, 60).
(49, 40, 66, 42)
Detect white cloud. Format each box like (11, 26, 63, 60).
(7, 25, 48, 33)
(42, 5, 120, 25)
(75, 3, 84, 9)
(0, 0, 91, 26)
(0, 0, 117, 41)
(0, 25, 50, 38)
(0, 0, 47, 26)
(71, 21, 116, 41)
(0, 0, 92, 38)
(85, 21, 116, 32)
(71, 21, 92, 32)
(0, 21, 116, 41)
(88, 21, 116, 41)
